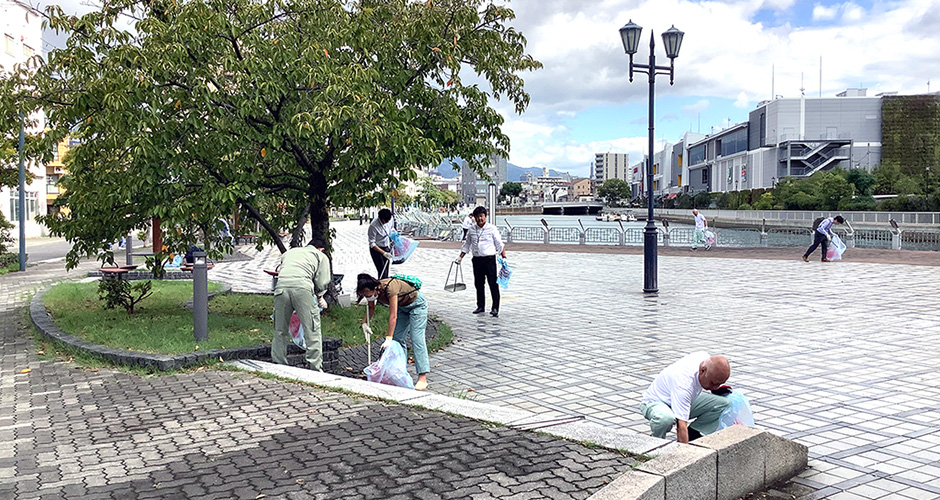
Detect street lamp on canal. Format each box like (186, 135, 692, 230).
(619, 20, 684, 293)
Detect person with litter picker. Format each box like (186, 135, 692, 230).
(368, 208, 395, 279)
(639, 352, 732, 443)
(455, 206, 506, 318)
(802, 215, 845, 262)
(357, 273, 430, 391)
(272, 236, 331, 371)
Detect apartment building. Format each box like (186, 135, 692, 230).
(594, 152, 630, 183)
(1, 0, 46, 236)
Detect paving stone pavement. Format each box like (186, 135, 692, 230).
(212, 220, 940, 500)
(2, 255, 637, 498)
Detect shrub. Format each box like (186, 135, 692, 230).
(692, 191, 711, 208)
(98, 279, 155, 314)
(838, 195, 877, 211)
(754, 192, 775, 210)
(738, 203, 753, 210)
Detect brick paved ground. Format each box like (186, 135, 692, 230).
(211, 221, 940, 500)
(2, 261, 636, 499)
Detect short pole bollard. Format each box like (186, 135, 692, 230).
(193, 251, 209, 341)
(125, 233, 133, 266)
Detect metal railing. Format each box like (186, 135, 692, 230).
(655, 208, 940, 226)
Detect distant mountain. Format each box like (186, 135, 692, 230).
(434, 158, 571, 181)
(508, 164, 568, 182)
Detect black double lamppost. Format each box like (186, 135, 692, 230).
(619, 20, 684, 293)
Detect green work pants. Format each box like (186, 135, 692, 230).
(639, 393, 730, 438)
(692, 229, 705, 249)
(272, 286, 322, 371)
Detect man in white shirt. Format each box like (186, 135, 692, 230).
(455, 206, 506, 318)
(461, 214, 474, 240)
(368, 208, 394, 278)
(691, 209, 708, 250)
(639, 352, 731, 443)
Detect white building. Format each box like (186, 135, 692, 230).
(1, 0, 46, 237)
(594, 152, 630, 183)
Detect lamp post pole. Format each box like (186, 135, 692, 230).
(17, 115, 26, 272)
(620, 21, 684, 293)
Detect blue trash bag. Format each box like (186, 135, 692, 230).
(389, 232, 420, 264)
(363, 341, 415, 389)
(827, 234, 846, 261)
(496, 256, 513, 289)
(717, 391, 755, 431)
(166, 254, 183, 268)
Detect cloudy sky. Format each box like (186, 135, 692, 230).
(38, 0, 940, 178)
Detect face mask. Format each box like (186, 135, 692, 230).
(365, 295, 377, 303)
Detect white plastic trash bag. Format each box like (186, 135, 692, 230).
(827, 234, 846, 261)
(704, 229, 715, 247)
(363, 341, 415, 389)
(717, 391, 755, 431)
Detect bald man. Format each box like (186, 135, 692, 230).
(640, 352, 732, 443)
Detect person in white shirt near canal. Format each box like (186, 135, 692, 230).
(691, 208, 708, 250)
(461, 213, 474, 240)
(639, 352, 732, 443)
(455, 206, 506, 318)
(368, 208, 394, 279)
(802, 215, 845, 262)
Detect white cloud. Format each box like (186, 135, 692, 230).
(734, 92, 750, 109)
(682, 100, 710, 117)
(842, 3, 865, 22)
(813, 4, 839, 21)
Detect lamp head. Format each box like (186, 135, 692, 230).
(619, 20, 642, 55)
(661, 25, 684, 59)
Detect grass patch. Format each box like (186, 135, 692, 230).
(42, 281, 389, 355)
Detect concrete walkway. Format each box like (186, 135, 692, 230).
(218, 220, 940, 500)
(1, 261, 635, 499)
(6, 220, 940, 499)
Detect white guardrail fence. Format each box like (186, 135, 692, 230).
(394, 210, 940, 251)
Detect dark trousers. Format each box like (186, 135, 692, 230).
(472, 255, 499, 311)
(370, 246, 391, 279)
(804, 232, 829, 260)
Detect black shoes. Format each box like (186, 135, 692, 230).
(490, 310, 499, 318)
(472, 307, 485, 314)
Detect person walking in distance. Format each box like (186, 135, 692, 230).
(455, 206, 506, 318)
(368, 208, 394, 279)
(691, 208, 708, 250)
(802, 215, 845, 262)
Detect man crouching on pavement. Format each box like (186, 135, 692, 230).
(639, 353, 731, 443)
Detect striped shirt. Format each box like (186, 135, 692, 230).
(816, 217, 835, 236)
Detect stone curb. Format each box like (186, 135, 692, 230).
(227, 360, 808, 500)
(588, 424, 808, 500)
(28, 285, 340, 372)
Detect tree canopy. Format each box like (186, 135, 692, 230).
(597, 178, 631, 207)
(0, 0, 540, 269)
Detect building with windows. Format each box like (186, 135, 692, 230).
(746, 91, 882, 185)
(1, 0, 46, 237)
(44, 139, 74, 214)
(687, 123, 750, 194)
(568, 178, 595, 201)
(683, 90, 883, 195)
(459, 154, 508, 206)
(594, 152, 630, 183)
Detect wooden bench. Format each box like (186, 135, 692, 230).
(99, 267, 130, 280)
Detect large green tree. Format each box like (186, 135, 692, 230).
(2, 0, 540, 269)
(596, 178, 631, 207)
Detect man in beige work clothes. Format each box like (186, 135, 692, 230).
(272, 236, 331, 370)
